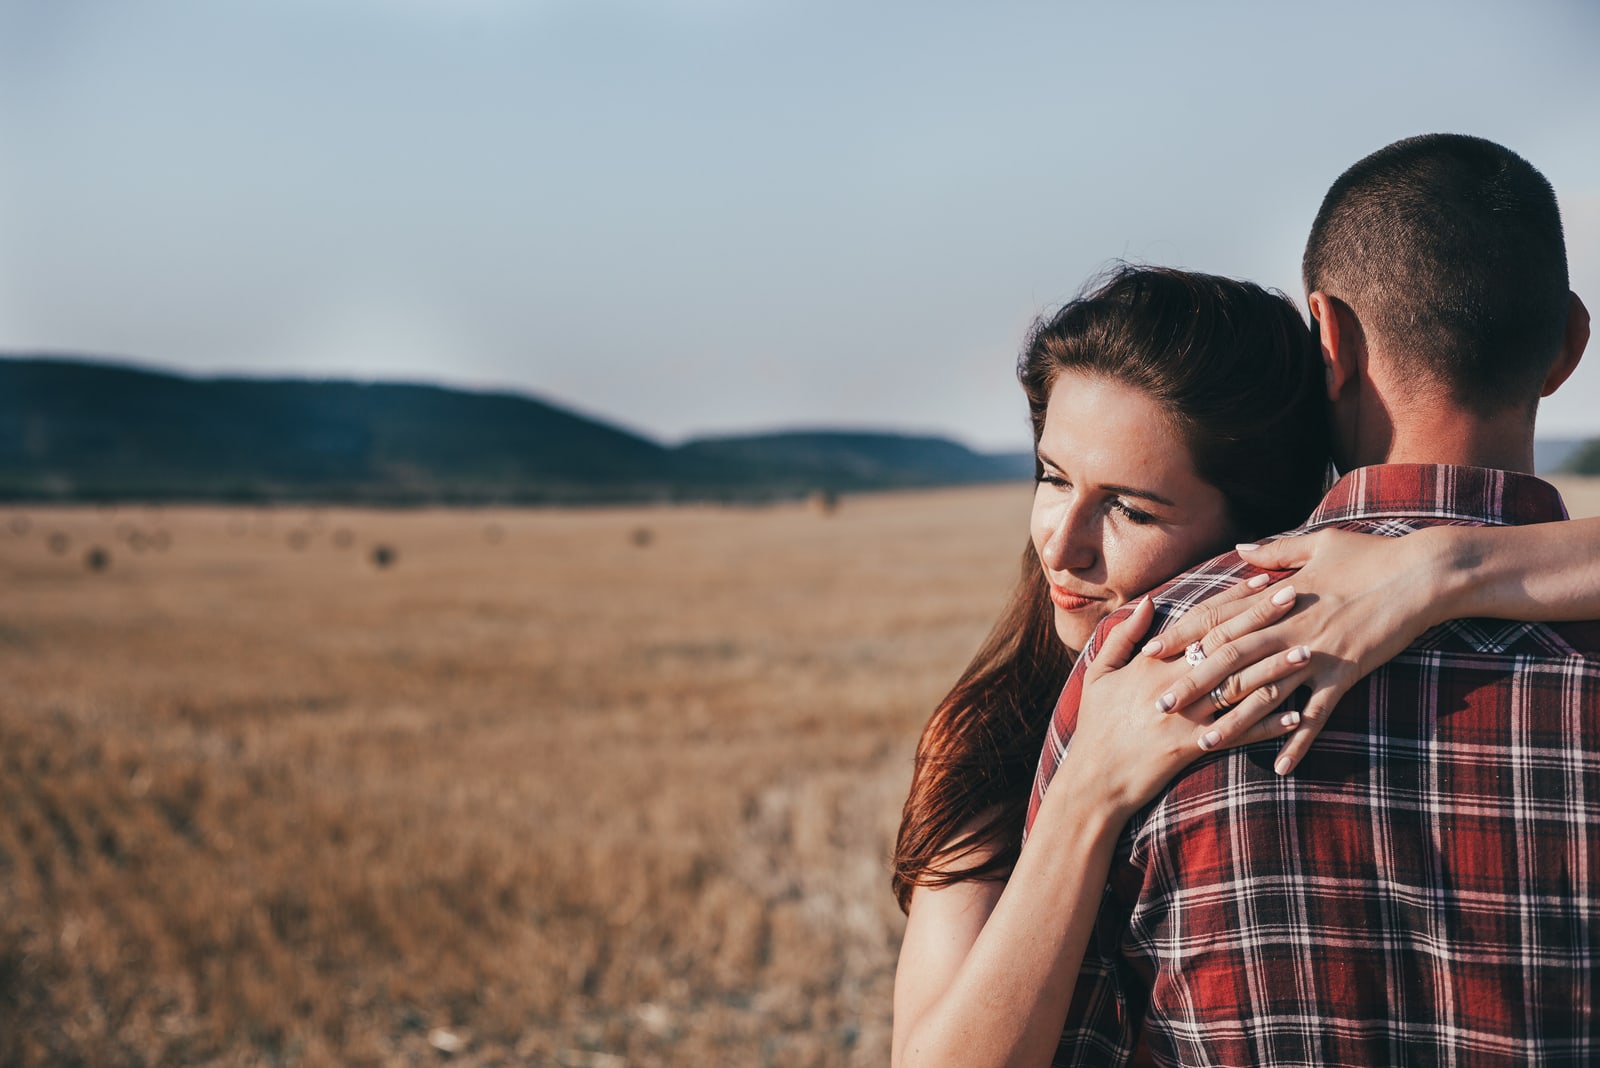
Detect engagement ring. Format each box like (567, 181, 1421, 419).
(1185, 641, 1207, 666)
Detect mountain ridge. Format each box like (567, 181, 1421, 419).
(0, 354, 1032, 503)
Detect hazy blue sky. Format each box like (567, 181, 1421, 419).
(3, 0, 1597, 450)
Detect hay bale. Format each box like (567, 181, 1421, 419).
(370, 544, 397, 569)
(483, 523, 506, 545)
(629, 527, 654, 548)
(47, 531, 71, 555)
(286, 530, 310, 552)
(84, 546, 110, 572)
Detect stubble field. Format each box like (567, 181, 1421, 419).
(0, 485, 1034, 1066)
(4, 477, 1597, 1066)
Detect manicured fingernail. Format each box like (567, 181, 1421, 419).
(1275, 756, 1294, 776)
(1246, 572, 1272, 589)
(1287, 645, 1310, 664)
(1236, 542, 1261, 552)
(1142, 639, 1164, 657)
(1280, 710, 1300, 727)
(1198, 729, 1221, 751)
(1271, 585, 1296, 606)
(1156, 692, 1176, 712)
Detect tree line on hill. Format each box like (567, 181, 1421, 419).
(0, 356, 1033, 504)
(1564, 440, 1600, 476)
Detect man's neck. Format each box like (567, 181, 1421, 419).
(1372, 417, 1537, 473)
(1343, 381, 1538, 473)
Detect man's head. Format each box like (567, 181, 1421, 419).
(1303, 134, 1587, 469)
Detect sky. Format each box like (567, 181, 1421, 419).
(2, 0, 1598, 452)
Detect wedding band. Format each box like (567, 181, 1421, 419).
(1209, 684, 1230, 712)
(1185, 641, 1207, 666)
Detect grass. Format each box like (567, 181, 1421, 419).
(0, 487, 1030, 1066)
(4, 476, 1597, 1066)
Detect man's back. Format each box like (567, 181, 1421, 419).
(1041, 464, 1600, 1065)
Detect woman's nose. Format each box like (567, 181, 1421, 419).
(1040, 502, 1098, 572)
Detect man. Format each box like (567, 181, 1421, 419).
(1027, 134, 1596, 1065)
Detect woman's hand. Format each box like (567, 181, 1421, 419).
(1145, 528, 1449, 776)
(1064, 588, 1312, 820)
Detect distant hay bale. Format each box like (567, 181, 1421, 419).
(332, 528, 355, 549)
(809, 489, 839, 516)
(7, 515, 29, 536)
(127, 531, 149, 553)
(370, 544, 397, 569)
(84, 546, 110, 572)
(483, 523, 505, 545)
(286, 530, 310, 551)
(47, 531, 71, 554)
(630, 527, 654, 548)
(427, 1029, 464, 1054)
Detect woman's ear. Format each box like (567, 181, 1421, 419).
(1307, 291, 1357, 402)
(1540, 291, 1590, 398)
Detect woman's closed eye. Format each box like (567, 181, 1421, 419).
(1038, 474, 1158, 525)
(1110, 499, 1158, 525)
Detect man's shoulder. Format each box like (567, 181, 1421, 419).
(1416, 614, 1600, 659)
(1148, 513, 1451, 629)
(1146, 549, 1255, 622)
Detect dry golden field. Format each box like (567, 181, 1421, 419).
(4, 477, 1598, 1067)
(0, 485, 1033, 1067)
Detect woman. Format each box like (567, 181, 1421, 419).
(890, 265, 1600, 1068)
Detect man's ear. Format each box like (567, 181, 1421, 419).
(1308, 291, 1358, 402)
(1540, 291, 1590, 398)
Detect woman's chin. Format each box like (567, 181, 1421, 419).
(1053, 613, 1096, 656)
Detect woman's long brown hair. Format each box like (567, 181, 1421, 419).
(891, 265, 1330, 912)
(891, 541, 1070, 910)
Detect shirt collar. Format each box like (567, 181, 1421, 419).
(1305, 464, 1570, 528)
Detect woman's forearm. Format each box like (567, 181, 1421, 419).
(1427, 516, 1600, 624)
(894, 766, 1126, 1068)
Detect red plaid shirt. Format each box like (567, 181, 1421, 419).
(1026, 464, 1600, 1066)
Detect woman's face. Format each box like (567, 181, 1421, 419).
(1030, 371, 1235, 652)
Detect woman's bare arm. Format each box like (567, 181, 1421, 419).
(1421, 517, 1600, 623)
(892, 792, 1122, 1068)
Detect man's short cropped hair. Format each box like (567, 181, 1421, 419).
(1302, 133, 1569, 415)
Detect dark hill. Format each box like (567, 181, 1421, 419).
(1562, 439, 1600, 476)
(0, 356, 1030, 503)
(678, 431, 1032, 493)
(1537, 437, 1588, 475)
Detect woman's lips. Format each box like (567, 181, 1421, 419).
(1048, 584, 1105, 611)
